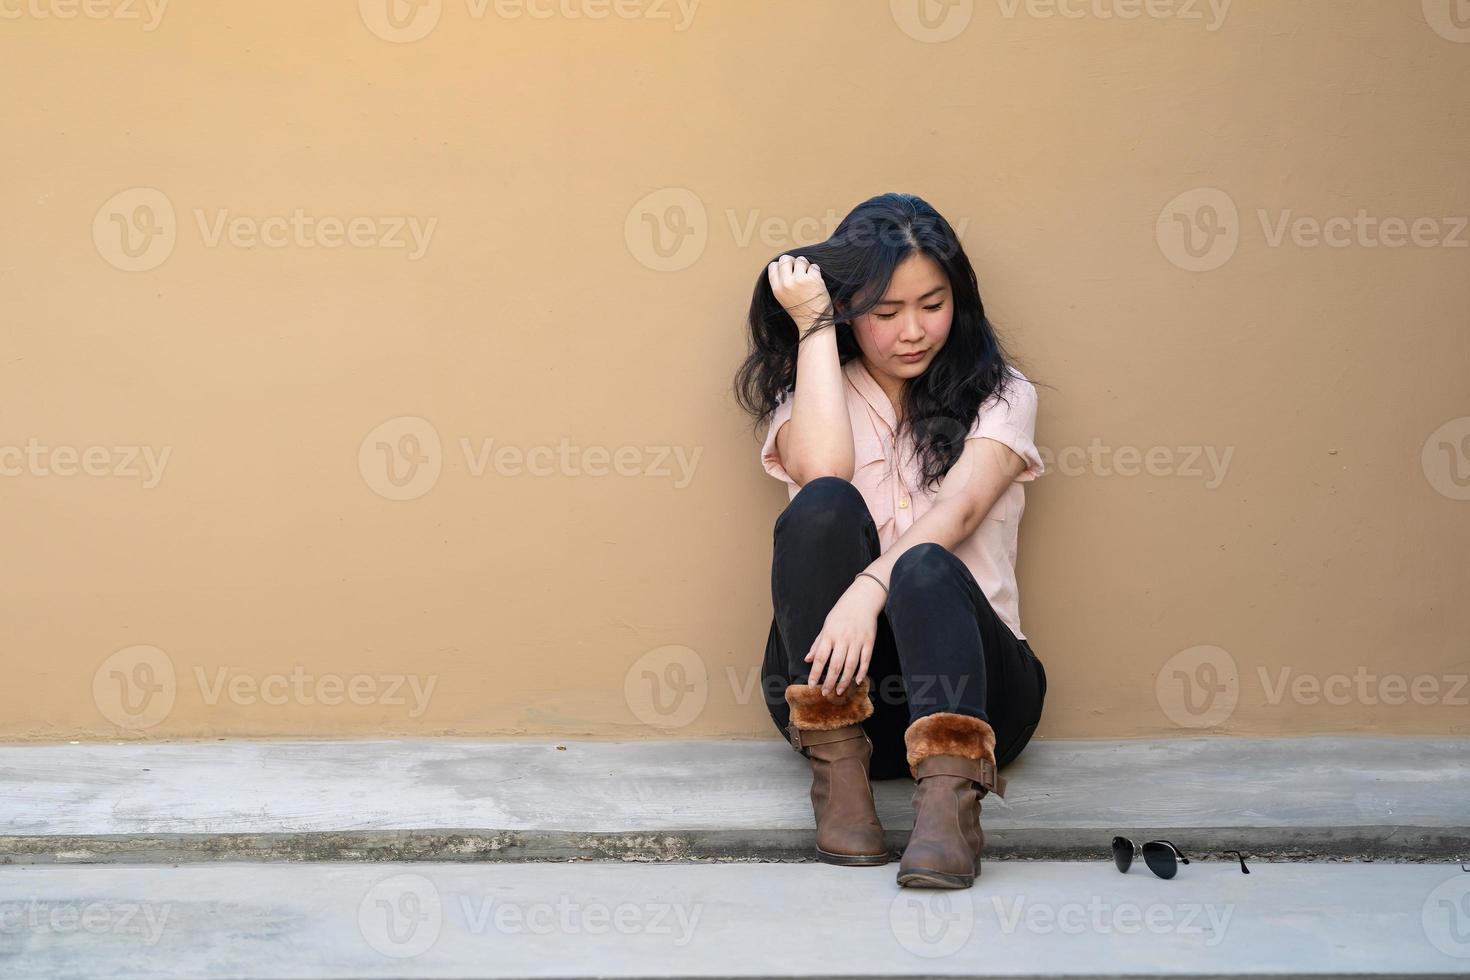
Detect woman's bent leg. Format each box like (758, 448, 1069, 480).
(885, 543, 1046, 888)
(883, 542, 1045, 768)
(769, 477, 881, 684)
(759, 477, 911, 778)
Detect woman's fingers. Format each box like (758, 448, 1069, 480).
(806, 639, 830, 687)
(808, 630, 875, 696)
(771, 254, 815, 281)
(822, 641, 852, 696)
(834, 652, 859, 697)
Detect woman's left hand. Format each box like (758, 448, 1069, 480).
(805, 577, 888, 697)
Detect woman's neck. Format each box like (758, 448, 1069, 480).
(861, 355, 906, 421)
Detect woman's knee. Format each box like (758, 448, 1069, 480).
(774, 476, 869, 537)
(888, 541, 960, 596)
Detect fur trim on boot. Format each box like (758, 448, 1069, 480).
(903, 710, 997, 771)
(785, 677, 874, 730)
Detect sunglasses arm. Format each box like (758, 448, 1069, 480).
(1224, 849, 1251, 874)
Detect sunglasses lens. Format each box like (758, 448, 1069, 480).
(1142, 842, 1178, 879)
(1112, 836, 1133, 873)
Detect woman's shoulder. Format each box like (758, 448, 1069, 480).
(981, 365, 1038, 411)
(1000, 364, 1034, 389)
(967, 365, 1045, 479)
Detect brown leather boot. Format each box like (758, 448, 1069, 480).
(896, 711, 1007, 888)
(784, 677, 890, 866)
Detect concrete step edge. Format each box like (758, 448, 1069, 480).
(4, 824, 1467, 866)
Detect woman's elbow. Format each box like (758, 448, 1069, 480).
(788, 457, 856, 486)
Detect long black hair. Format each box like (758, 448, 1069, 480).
(734, 192, 1033, 493)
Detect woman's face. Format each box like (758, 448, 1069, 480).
(848, 251, 954, 389)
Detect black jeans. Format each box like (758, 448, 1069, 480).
(762, 476, 1047, 781)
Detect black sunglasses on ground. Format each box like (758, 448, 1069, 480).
(1112, 836, 1251, 878)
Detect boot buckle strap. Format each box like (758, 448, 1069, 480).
(914, 756, 1007, 798)
(787, 722, 864, 753)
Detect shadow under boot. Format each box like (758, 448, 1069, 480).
(896, 711, 1007, 889)
(784, 677, 890, 866)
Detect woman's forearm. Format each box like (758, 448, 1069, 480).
(780, 320, 855, 484)
(872, 498, 974, 581)
(846, 437, 1024, 612)
(842, 497, 977, 612)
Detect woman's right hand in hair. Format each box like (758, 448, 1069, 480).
(768, 254, 833, 328)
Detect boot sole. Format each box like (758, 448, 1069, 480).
(816, 847, 891, 867)
(896, 855, 982, 888)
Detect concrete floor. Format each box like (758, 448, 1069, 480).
(4, 735, 1468, 863)
(3, 736, 1468, 977)
(2, 860, 1467, 978)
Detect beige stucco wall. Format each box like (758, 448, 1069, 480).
(2, 1, 1467, 742)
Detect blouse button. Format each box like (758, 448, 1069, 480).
(899, 498, 909, 509)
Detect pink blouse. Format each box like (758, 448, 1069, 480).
(760, 358, 1044, 641)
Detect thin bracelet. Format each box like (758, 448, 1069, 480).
(855, 571, 889, 595)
